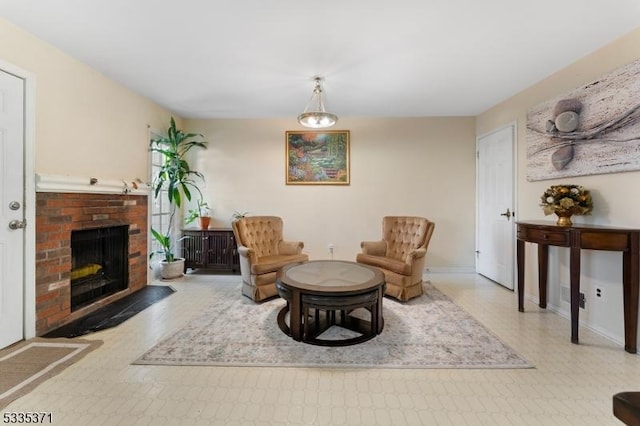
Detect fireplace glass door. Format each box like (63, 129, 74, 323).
(70, 225, 129, 311)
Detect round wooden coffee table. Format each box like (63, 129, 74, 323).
(276, 260, 385, 346)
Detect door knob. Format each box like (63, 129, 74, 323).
(8, 219, 26, 230)
(500, 208, 512, 219)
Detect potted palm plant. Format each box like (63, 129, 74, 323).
(185, 199, 211, 229)
(149, 117, 207, 279)
(149, 211, 192, 279)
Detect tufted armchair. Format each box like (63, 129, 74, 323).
(232, 216, 309, 302)
(356, 216, 435, 302)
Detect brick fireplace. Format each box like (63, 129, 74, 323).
(35, 192, 148, 335)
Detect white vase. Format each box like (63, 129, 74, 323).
(160, 258, 185, 279)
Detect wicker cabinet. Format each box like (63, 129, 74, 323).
(182, 229, 240, 273)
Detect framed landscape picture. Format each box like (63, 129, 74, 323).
(285, 130, 350, 185)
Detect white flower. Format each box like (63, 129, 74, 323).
(546, 196, 555, 203)
(570, 187, 579, 194)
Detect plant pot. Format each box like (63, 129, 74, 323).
(160, 258, 185, 279)
(199, 216, 211, 229)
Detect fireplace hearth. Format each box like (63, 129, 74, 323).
(70, 225, 129, 311)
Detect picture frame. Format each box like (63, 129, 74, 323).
(526, 57, 640, 181)
(285, 130, 350, 185)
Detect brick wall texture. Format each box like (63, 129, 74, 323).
(35, 192, 148, 335)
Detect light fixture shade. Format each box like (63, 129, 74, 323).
(297, 111, 338, 128)
(298, 77, 338, 128)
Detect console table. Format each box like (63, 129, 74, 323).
(516, 221, 639, 353)
(182, 229, 240, 273)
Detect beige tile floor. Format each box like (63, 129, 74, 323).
(3, 273, 638, 425)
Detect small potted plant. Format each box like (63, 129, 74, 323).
(186, 199, 211, 229)
(231, 211, 248, 222)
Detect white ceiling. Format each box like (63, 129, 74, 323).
(2, 0, 640, 119)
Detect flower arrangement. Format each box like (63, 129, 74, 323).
(540, 184, 593, 216)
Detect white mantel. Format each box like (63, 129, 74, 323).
(35, 173, 149, 195)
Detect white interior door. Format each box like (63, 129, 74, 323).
(477, 124, 515, 290)
(0, 69, 25, 349)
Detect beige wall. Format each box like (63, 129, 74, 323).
(0, 17, 181, 338)
(0, 17, 175, 181)
(477, 27, 640, 346)
(185, 117, 477, 269)
(1, 15, 476, 273)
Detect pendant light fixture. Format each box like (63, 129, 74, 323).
(297, 77, 338, 129)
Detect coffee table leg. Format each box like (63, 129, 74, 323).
(277, 302, 290, 336)
(303, 306, 310, 340)
(290, 289, 302, 341)
(377, 285, 384, 334)
(371, 304, 378, 335)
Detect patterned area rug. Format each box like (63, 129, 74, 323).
(135, 278, 532, 369)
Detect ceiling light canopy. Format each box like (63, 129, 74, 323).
(297, 77, 338, 129)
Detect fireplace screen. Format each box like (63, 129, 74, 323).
(70, 225, 129, 311)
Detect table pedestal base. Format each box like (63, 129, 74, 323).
(277, 284, 384, 346)
(277, 302, 383, 347)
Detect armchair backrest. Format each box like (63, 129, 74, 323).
(382, 216, 435, 261)
(232, 216, 284, 257)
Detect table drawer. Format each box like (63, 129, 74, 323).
(518, 228, 569, 245)
(581, 232, 629, 251)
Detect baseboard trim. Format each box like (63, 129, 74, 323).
(425, 266, 476, 274)
(525, 295, 628, 350)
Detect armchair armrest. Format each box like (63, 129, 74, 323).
(278, 240, 304, 255)
(237, 245, 258, 264)
(360, 240, 387, 256)
(406, 247, 427, 263)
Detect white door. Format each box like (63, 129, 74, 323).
(0, 69, 25, 349)
(476, 124, 515, 290)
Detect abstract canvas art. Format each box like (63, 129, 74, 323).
(526, 58, 640, 181)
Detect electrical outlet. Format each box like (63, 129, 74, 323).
(594, 287, 605, 302)
(327, 244, 334, 254)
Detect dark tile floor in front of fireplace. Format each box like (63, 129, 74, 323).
(43, 285, 175, 338)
